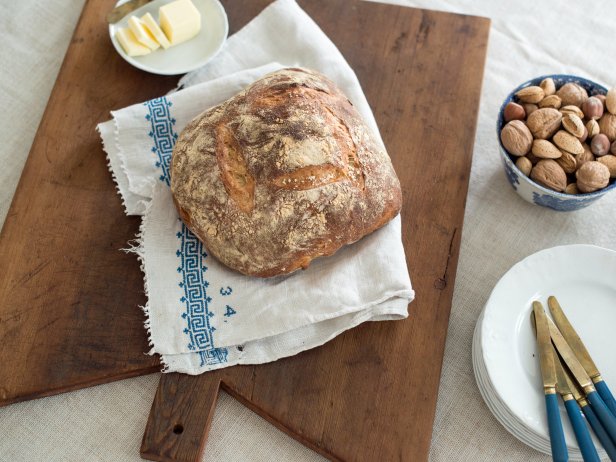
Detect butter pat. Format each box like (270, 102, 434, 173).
(159, 0, 201, 46)
(141, 13, 171, 49)
(128, 16, 159, 50)
(115, 27, 151, 57)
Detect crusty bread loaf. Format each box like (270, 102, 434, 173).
(170, 68, 402, 277)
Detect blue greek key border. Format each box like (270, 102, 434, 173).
(145, 97, 177, 185)
(144, 99, 228, 367)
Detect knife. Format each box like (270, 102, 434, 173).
(554, 349, 600, 461)
(549, 296, 616, 416)
(548, 316, 616, 446)
(532, 311, 599, 461)
(564, 365, 616, 461)
(534, 301, 569, 462)
(107, 0, 152, 24)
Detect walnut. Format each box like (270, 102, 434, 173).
(530, 159, 567, 192)
(500, 120, 532, 156)
(526, 108, 562, 139)
(599, 113, 616, 142)
(576, 161, 610, 193)
(556, 82, 588, 107)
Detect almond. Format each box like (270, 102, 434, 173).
(586, 119, 600, 138)
(540, 78, 556, 96)
(515, 156, 532, 176)
(562, 114, 585, 138)
(560, 105, 585, 119)
(516, 86, 545, 104)
(532, 139, 562, 159)
(607, 88, 616, 114)
(577, 144, 595, 168)
(553, 130, 584, 155)
(556, 150, 577, 174)
(538, 95, 561, 109)
(565, 183, 579, 195)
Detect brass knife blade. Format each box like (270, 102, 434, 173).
(548, 296, 600, 379)
(547, 316, 594, 391)
(532, 311, 572, 398)
(107, 0, 152, 24)
(533, 301, 557, 392)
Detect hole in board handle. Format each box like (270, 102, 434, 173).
(173, 424, 184, 435)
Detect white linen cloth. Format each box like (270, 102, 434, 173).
(97, 0, 413, 374)
(2, 0, 616, 461)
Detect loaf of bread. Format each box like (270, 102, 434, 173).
(170, 68, 402, 277)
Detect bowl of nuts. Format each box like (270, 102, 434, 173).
(498, 75, 616, 211)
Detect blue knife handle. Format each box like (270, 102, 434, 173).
(595, 380, 616, 417)
(580, 401, 616, 461)
(546, 393, 569, 462)
(564, 399, 600, 462)
(587, 390, 616, 446)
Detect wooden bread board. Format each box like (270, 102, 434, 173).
(0, 0, 489, 460)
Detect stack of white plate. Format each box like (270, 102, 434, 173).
(472, 244, 616, 461)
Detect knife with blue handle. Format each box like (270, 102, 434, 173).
(548, 296, 616, 416)
(553, 349, 600, 462)
(569, 377, 616, 461)
(534, 301, 569, 462)
(548, 316, 616, 446)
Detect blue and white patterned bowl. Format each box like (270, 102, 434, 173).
(498, 75, 616, 211)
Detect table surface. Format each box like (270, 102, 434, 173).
(1, 1, 615, 461)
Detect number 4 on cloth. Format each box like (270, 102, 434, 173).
(224, 305, 236, 317)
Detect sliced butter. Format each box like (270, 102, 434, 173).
(128, 16, 160, 51)
(159, 0, 201, 46)
(141, 12, 171, 49)
(115, 27, 151, 57)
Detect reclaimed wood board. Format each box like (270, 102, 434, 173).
(0, 0, 489, 459)
(140, 1, 490, 461)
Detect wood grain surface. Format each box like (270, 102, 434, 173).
(141, 1, 490, 461)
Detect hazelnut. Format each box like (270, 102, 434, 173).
(538, 95, 562, 109)
(612, 140, 616, 155)
(540, 78, 556, 96)
(582, 97, 604, 120)
(504, 102, 525, 122)
(591, 133, 610, 156)
(599, 113, 616, 141)
(607, 88, 616, 114)
(586, 119, 600, 138)
(501, 120, 532, 156)
(515, 156, 532, 176)
(516, 86, 545, 104)
(576, 161, 610, 193)
(562, 114, 585, 138)
(531, 159, 567, 192)
(523, 103, 538, 116)
(556, 82, 588, 107)
(577, 144, 595, 168)
(527, 152, 542, 165)
(565, 183, 579, 195)
(526, 108, 562, 139)
(598, 155, 616, 178)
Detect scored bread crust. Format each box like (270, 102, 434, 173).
(170, 68, 402, 278)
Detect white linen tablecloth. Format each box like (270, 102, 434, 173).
(1, 0, 615, 461)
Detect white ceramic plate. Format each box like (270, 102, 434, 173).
(109, 0, 228, 75)
(476, 245, 616, 458)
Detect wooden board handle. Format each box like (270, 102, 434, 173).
(141, 373, 222, 462)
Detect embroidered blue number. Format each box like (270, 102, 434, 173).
(224, 305, 237, 317)
(220, 286, 232, 296)
(144, 97, 178, 185)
